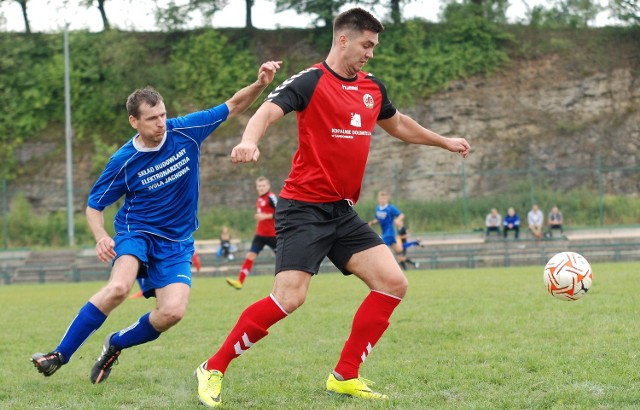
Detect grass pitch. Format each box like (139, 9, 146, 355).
(2, 262, 640, 409)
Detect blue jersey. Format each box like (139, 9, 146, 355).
(374, 204, 402, 241)
(87, 104, 230, 241)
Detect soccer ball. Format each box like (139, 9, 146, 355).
(543, 251, 593, 301)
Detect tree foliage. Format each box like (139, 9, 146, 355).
(443, 0, 510, 24)
(354, 0, 418, 24)
(170, 29, 258, 111)
(0, 28, 265, 179)
(367, 3, 510, 106)
(0, 33, 62, 178)
(78, 0, 112, 31)
(0, 0, 30, 33)
(609, 0, 640, 25)
(155, 1, 193, 31)
(275, 0, 349, 27)
(155, 0, 228, 31)
(63, 31, 172, 153)
(527, 0, 602, 28)
(11, 13, 637, 185)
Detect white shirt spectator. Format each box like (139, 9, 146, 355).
(528, 208, 544, 227)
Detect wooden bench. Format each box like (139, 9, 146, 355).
(194, 239, 242, 255)
(11, 264, 74, 284)
(0, 250, 29, 285)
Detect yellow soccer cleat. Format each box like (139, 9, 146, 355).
(325, 373, 389, 400)
(225, 278, 243, 290)
(194, 362, 223, 408)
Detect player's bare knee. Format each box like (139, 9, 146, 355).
(164, 312, 184, 328)
(105, 282, 132, 302)
(386, 273, 408, 298)
(155, 306, 186, 328)
(275, 292, 306, 313)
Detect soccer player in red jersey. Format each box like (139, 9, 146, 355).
(195, 8, 470, 407)
(226, 176, 277, 289)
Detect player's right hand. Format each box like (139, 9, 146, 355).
(96, 236, 116, 262)
(231, 141, 260, 163)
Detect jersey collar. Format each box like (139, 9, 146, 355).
(132, 132, 167, 152)
(322, 61, 358, 82)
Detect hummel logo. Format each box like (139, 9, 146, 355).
(360, 342, 373, 363)
(233, 332, 255, 355)
(342, 84, 358, 91)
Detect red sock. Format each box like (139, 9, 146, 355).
(206, 295, 287, 373)
(238, 259, 254, 284)
(192, 252, 201, 272)
(334, 291, 402, 380)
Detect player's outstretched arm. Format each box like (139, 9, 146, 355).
(86, 206, 116, 262)
(226, 61, 282, 118)
(231, 101, 285, 163)
(378, 111, 470, 158)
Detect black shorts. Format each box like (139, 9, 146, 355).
(249, 235, 277, 254)
(275, 198, 384, 276)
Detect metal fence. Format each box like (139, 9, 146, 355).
(2, 156, 640, 248)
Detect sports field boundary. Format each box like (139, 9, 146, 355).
(2, 226, 639, 284)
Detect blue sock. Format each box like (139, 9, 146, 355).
(404, 240, 420, 250)
(110, 312, 161, 349)
(55, 302, 107, 363)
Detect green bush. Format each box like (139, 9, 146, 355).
(170, 30, 258, 112)
(368, 13, 510, 107)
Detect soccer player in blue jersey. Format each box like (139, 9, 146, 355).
(397, 226, 422, 269)
(31, 60, 281, 384)
(368, 190, 412, 270)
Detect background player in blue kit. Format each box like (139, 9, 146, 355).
(397, 225, 421, 269)
(31, 60, 281, 384)
(369, 191, 414, 270)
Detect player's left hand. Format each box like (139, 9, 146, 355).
(449, 137, 470, 158)
(231, 141, 260, 163)
(257, 61, 282, 87)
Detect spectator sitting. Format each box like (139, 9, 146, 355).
(546, 206, 564, 237)
(485, 208, 502, 238)
(503, 207, 520, 239)
(527, 204, 544, 240)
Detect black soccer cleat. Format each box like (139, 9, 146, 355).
(90, 332, 121, 384)
(32, 351, 65, 377)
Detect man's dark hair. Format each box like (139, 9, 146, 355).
(126, 87, 163, 118)
(333, 7, 384, 35)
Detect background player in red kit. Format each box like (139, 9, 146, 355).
(195, 7, 470, 407)
(226, 176, 277, 290)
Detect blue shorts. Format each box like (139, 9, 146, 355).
(382, 235, 397, 246)
(114, 231, 194, 297)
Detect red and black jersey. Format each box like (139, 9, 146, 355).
(255, 191, 277, 237)
(266, 62, 396, 204)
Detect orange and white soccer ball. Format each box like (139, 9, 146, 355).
(543, 251, 593, 301)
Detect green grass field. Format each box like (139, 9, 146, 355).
(1, 262, 640, 409)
